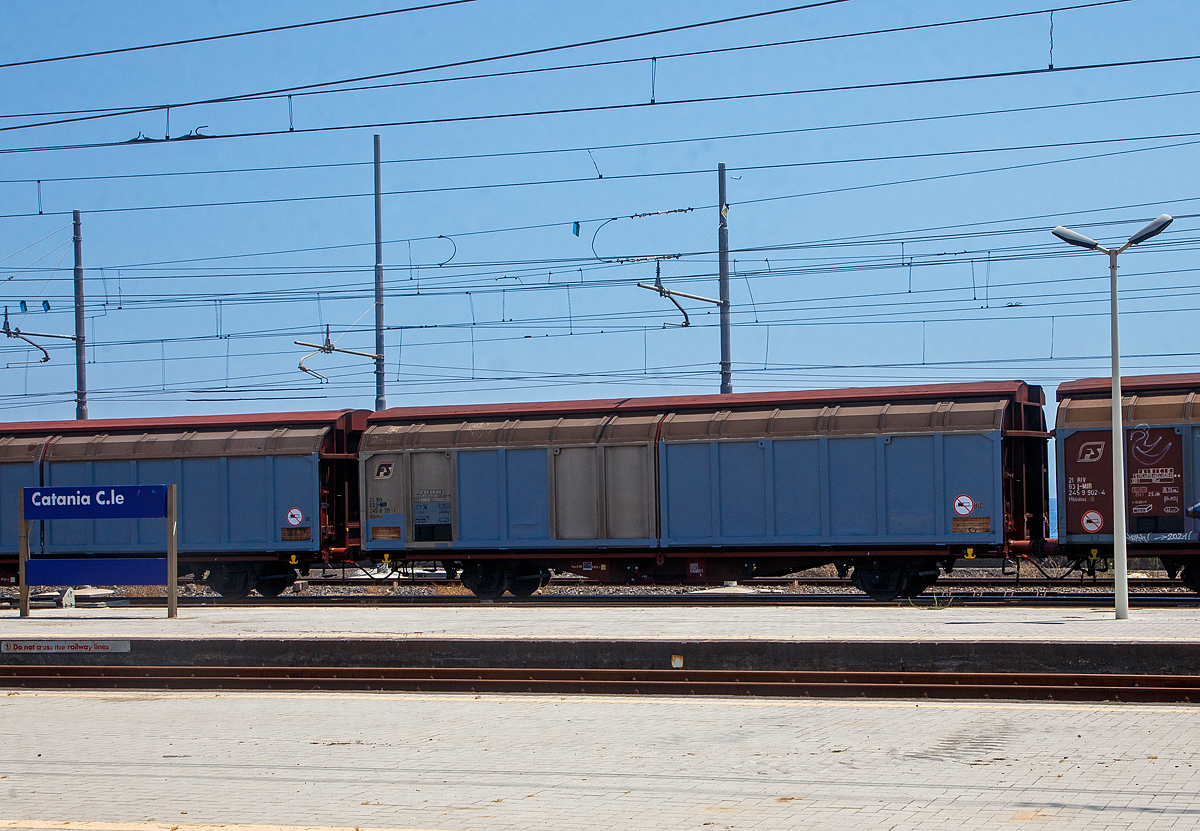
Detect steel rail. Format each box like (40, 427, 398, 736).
(293, 576, 1182, 589)
(1, 665, 1197, 702)
(31, 592, 1198, 609)
(5, 575, 1174, 591)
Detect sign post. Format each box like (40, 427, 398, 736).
(17, 484, 176, 619)
(167, 484, 177, 619)
(18, 498, 29, 618)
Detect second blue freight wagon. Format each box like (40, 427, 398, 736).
(359, 381, 1050, 598)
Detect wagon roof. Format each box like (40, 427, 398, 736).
(0, 410, 367, 435)
(1056, 373, 1200, 401)
(369, 380, 1041, 424)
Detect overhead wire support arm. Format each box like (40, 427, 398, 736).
(637, 281, 723, 307)
(294, 323, 380, 383)
(635, 165, 731, 393)
(636, 259, 725, 327)
(2, 304, 77, 367)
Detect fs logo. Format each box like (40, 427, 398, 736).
(374, 462, 394, 479)
(1076, 441, 1105, 463)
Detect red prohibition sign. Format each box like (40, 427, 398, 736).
(1081, 510, 1104, 533)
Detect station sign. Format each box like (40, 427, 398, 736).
(23, 485, 168, 520)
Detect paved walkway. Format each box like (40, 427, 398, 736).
(1, 689, 1198, 831)
(3, 603, 1200, 642)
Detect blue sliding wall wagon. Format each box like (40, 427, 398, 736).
(0, 410, 367, 598)
(360, 381, 1050, 599)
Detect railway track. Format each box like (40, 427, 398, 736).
(13, 591, 1196, 608)
(296, 575, 1184, 589)
(1, 665, 1196, 702)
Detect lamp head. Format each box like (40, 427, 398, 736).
(1052, 225, 1100, 250)
(1127, 214, 1173, 247)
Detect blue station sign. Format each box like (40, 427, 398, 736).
(23, 485, 168, 520)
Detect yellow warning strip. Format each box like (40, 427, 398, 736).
(0, 822, 457, 831)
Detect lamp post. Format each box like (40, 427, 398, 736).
(1051, 213, 1173, 620)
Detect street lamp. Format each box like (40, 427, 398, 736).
(1051, 213, 1173, 620)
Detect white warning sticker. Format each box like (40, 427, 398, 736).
(2, 640, 131, 654)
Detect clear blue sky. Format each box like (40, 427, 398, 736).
(1, 0, 1197, 435)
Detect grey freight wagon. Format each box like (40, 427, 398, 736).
(360, 382, 1049, 599)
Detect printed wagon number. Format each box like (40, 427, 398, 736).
(1081, 510, 1104, 533)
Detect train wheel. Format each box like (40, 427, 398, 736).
(1180, 564, 1200, 594)
(902, 575, 937, 598)
(509, 576, 540, 597)
(254, 564, 296, 598)
(205, 564, 255, 599)
(461, 564, 510, 599)
(899, 559, 942, 598)
(851, 561, 906, 601)
(851, 559, 939, 601)
(509, 567, 550, 597)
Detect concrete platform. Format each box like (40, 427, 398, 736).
(5, 602, 1200, 641)
(3, 604, 1200, 675)
(3, 689, 1199, 831)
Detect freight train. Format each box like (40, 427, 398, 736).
(2, 374, 1199, 599)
